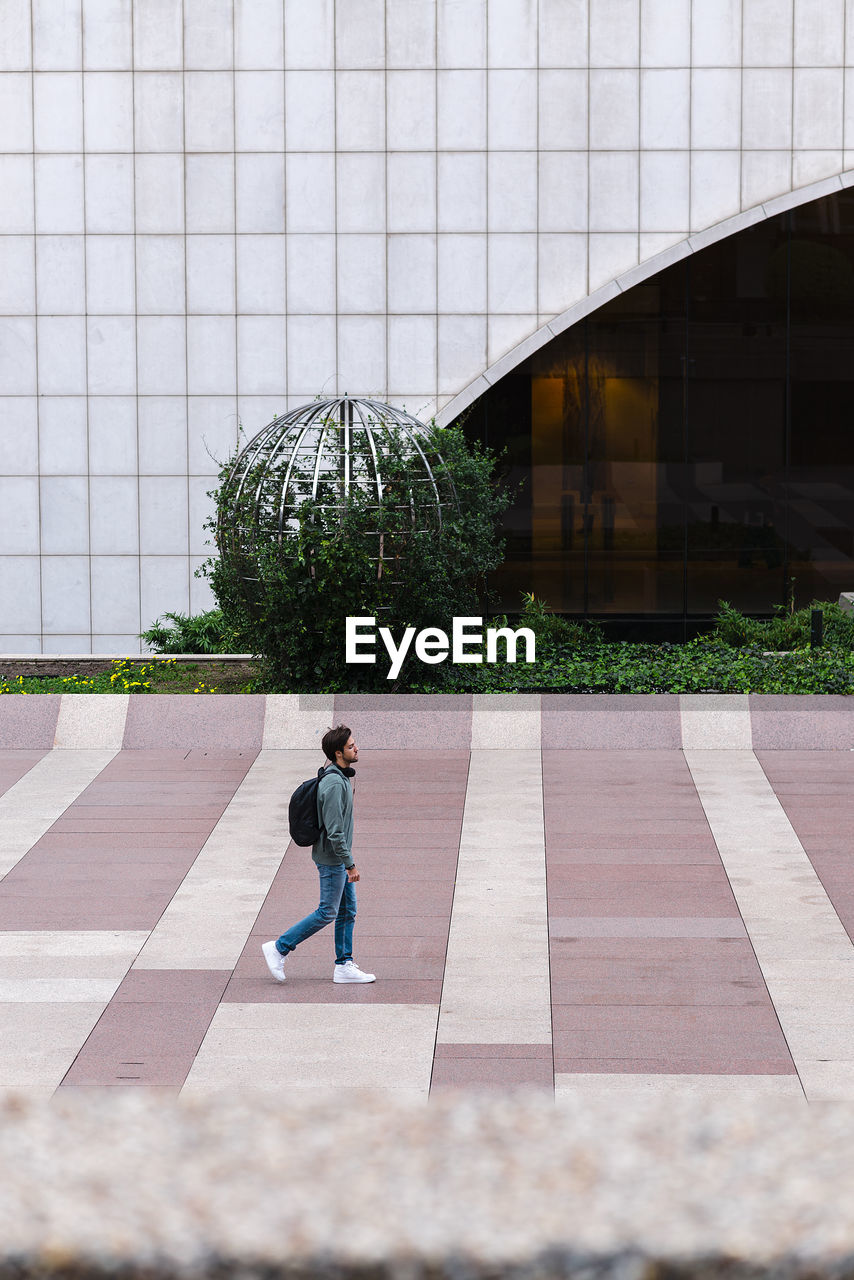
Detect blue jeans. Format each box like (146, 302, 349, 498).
(275, 863, 356, 964)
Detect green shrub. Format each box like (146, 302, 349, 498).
(140, 609, 243, 655)
(412, 638, 854, 694)
(516, 592, 603, 650)
(201, 423, 509, 691)
(711, 599, 854, 650)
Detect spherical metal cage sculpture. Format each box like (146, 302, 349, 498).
(216, 397, 458, 593)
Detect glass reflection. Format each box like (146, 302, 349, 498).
(461, 188, 854, 632)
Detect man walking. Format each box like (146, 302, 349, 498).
(262, 725, 376, 984)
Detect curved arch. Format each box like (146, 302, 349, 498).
(435, 168, 854, 428)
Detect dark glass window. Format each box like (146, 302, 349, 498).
(460, 188, 854, 637)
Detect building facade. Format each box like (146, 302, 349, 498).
(0, 0, 852, 650)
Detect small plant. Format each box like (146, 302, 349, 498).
(711, 599, 854, 651)
(140, 609, 243, 655)
(517, 592, 602, 650)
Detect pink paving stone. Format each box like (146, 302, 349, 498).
(352, 837, 461, 850)
(431, 1058, 554, 1089)
(76, 783, 242, 797)
(61, 969, 230, 1088)
(33, 833, 204, 851)
(434, 1044, 553, 1059)
(0, 748, 254, 930)
(227, 973, 442, 1004)
(0, 896, 175, 931)
(546, 834, 719, 856)
(550, 972, 766, 1007)
(546, 809, 706, 826)
(251, 928, 450, 960)
(541, 700, 682, 748)
(545, 821, 712, 839)
(332, 698, 473, 749)
(546, 845, 720, 866)
(0, 696, 61, 749)
(549, 899, 740, 921)
(51, 819, 218, 833)
(548, 917, 746, 938)
(111, 969, 234, 1003)
(547, 860, 738, 893)
(750, 695, 854, 749)
(551, 1002, 789, 1045)
(796, 846, 854, 866)
(231, 929, 443, 1001)
(353, 824, 463, 834)
(356, 870, 460, 886)
(331, 933, 450, 958)
(552, 933, 750, 954)
(61, 805, 231, 821)
(554, 1057, 797, 1074)
(122, 696, 266, 750)
(256, 901, 453, 938)
(758, 751, 854, 940)
(0, 750, 49, 797)
(768, 814, 854, 835)
(548, 863, 738, 901)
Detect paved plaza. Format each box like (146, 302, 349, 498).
(0, 693, 853, 1102)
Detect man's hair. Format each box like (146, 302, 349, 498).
(322, 724, 352, 762)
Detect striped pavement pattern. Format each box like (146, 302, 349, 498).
(1, 694, 853, 1100)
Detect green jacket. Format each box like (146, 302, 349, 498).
(312, 764, 355, 869)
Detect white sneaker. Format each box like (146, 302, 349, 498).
(333, 960, 376, 983)
(261, 940, 286, 982)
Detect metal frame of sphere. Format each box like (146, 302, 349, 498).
(215, 396, 459, 591)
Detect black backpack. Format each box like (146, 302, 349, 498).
(288, 767, 326, 846)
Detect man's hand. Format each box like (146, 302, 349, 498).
(347, 865, 360, 883)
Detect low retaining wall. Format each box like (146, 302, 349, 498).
(1, 1090, 853, 1280)
(0, 693, 853, 751)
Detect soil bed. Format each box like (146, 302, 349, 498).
(0, 658, 258, 694)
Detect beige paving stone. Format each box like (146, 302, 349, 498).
(437, 750, 551, 1048)
(0, 978, 122, 1002)
(679, 695, 752, 751)
(756, 953, 854, 985)
(0, 931, 148, 962)
(183, 1003, 437, 1092)
(182, 1085, 430, 1103)
(440, 947, 552, 976)
(134, 751, 317, 970)
(767, 978, 854, 1010)
(450, 884, 547, 913)
(0, 749, 117, 879)
(439, 973, 551, 1018)
(0, 1002, 108, 1089)
(794, 1059, 854, 1102)
(262, 696, 335, 750)
(471, 694, 541, 749)
(54, 695, 129, 749)
(554, 1074, 806, 1102)
(685, 749, 854, 1103)
(441, 914, 551, 958)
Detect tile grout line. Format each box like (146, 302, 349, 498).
(685, 747, 854, 1103)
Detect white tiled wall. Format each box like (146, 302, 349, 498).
(0, 0, 852, 652)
